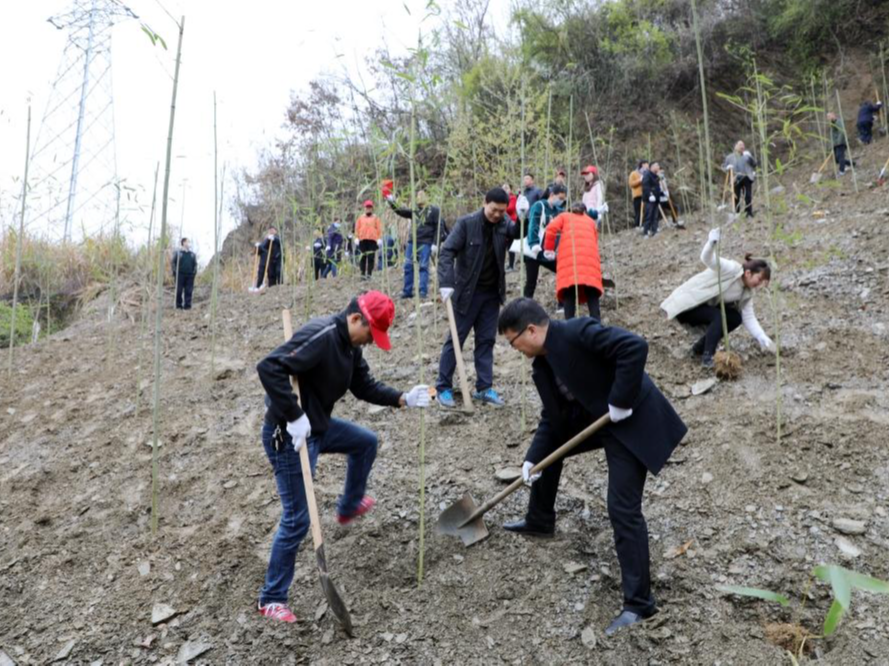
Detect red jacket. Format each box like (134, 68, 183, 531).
(507, 194, 518, 222)
(355, 214, 382, 241)
(543, 212, 603, 302)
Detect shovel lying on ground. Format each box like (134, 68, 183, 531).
(436, 413, 611, 546)
(810, 154, 833, 184)
(281, 309, 354, 636)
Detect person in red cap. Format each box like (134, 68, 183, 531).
(581, 165, 605, 223)
(355, 200, 383, 280)
(254, 291, 430, 623)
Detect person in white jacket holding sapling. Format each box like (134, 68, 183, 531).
(660, 228, 775, 368)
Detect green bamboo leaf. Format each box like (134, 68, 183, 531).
(716, 585, 790, 606)
(156, 34, 168, 50)
(814, 565, 851, 609)
(141, 25, 157, 46)
(823, 598, 844, 636)
(845, 571, 889, 594)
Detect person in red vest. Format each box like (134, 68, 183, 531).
(355, 200, 382, 279)
(542, 202, 604, 320)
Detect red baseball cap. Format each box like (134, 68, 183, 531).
(581, 165, 598, 175)
(363, 199, 374, 208)
(357, 291, 395, 351)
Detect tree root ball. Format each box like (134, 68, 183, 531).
(714, 351, 742, 380)
(764, 622, 814, 656)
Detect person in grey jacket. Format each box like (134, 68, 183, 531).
(436, 187, 521, 408)
(722, 141, 757, 218)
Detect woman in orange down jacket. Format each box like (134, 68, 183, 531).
(542, 202, 603, 320)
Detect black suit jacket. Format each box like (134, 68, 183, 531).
(437, 208, 520, 315)
(526, 319, 686, 475)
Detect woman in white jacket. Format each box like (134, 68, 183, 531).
(661, 228, 775, 368)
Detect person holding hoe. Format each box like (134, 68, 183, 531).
(660, 228, 775, 368)
(355, 200, 382, 280)
(436, 187, 521, 409)
(386, 189, 447, 300)
(255, 291, 431, 623)
(497, 297, 687, 635)
(254, 227, 283, 289)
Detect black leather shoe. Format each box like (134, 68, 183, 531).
(605, 610, 647, 636)
(502, 519, 554, 538)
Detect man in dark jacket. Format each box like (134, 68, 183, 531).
(255, 291, 430, 623)
(857, 100, 883, 145)
(497, 297, 687, 635)
(641, 162, 664, 238)
(322, 221, 344, 278)
(386, 190, 447, 299)
(520, 173, 544, 212)
(171, 238, 197, 309)
(255, 227, 283, 288)
(312, 234, 326, 280)
(436, 187, 521, 408)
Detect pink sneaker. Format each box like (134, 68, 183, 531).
(337, 496, 376, 525)
(257, 602, 297, 623)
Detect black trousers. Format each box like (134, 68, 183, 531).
(313, 258, 325, 280)
(858, 120, 874, 145)
(563, 287, 601, 321)
(176, 273, 195, 309)
(508, 251, 516, 269)
(643, 198, 660, 235)
(633, 197, 642, 227)
(523, 255, 557, 299)
(358, 240, 377, 277)
(834, 144, 851, 173)
(733, 177, 754, 217)
(525, 408, 655, 616)
(676, 304, 742, 356)
(256, 255, 281, 287)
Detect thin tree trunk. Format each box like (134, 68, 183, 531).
(8, 104, 31, 379)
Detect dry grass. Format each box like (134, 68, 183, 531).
(715, 350, 742, 380)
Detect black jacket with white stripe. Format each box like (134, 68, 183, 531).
(257, 312, 402, 432)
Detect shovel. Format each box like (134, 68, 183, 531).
(436, 412, 611, 546)
(716, 169, 732, 211)
(878, 154, 889, 185)
(810, 154, 833, 184)
(443, 296, 475, 412)
(281, 309, 354, 636)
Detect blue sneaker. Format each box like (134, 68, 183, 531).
(473, 388, 504, 407)
(438, 389, 457, 409)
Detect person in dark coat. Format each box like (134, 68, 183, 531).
(641, 162, 664, 238)
(436, 187, 521, 409)
(255, 291, 431, 623)
(312, 234, 326, 280)
(497, 297, 687, 636)
(857, 100, 883, 145)
(255, 227, 283, 288)
(171, 238, 197, 309)
(322, 221, 344, 278)
(519, 173, 544, 213)
(386, 190, 448, 299)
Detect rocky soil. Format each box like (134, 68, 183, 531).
(1, 145, 889, 665)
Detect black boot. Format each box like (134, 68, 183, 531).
(691, 337, 705, 357)
(502, 519, 554, 538)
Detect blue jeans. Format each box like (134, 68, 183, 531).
(258, 418, 378, 605)
(436, 289, 500, 393)
(402, 242, 432, 297)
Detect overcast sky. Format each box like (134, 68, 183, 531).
(0, 0, 510, 265)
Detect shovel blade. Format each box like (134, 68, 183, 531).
(436, 492, 490, 547)
(316, 544, 353, 636)
(810, 172, 823, 184)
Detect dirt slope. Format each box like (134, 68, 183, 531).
(2, 144, 889, 665)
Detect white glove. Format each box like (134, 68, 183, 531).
(431, 245, 438, 255)
(659, 197, 668, 202)
(376, 239, 382, 248)
(599, 202, 609, 214)
(404, 385, 431, 408)
(522, 461, 542, 486)
(757, 335, 776, 353)
(325, 246, 331, 252)
(608, 405, 633, 422)
(345, 252, 350, 258)
(386, 194, 395, 203)
(708, 228, 721, 244)
(531, 244, 542, 257)
(268, 234, 275, 240)
(649, 195, 656, 202)
(743, 151, 752, 158)
(440, 287, 454, 302)
(543, 250, 556, 261)
(286, 414, 312, 452)
(255, 242, 261, 248)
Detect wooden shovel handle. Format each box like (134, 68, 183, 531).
(444, 297, 475, 412)
(461, 413, 612, 526)
(282, 309, 324, 549)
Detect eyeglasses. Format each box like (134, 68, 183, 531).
(507, 326, 528, 348)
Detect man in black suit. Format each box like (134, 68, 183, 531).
(497, 297, 687, 635)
